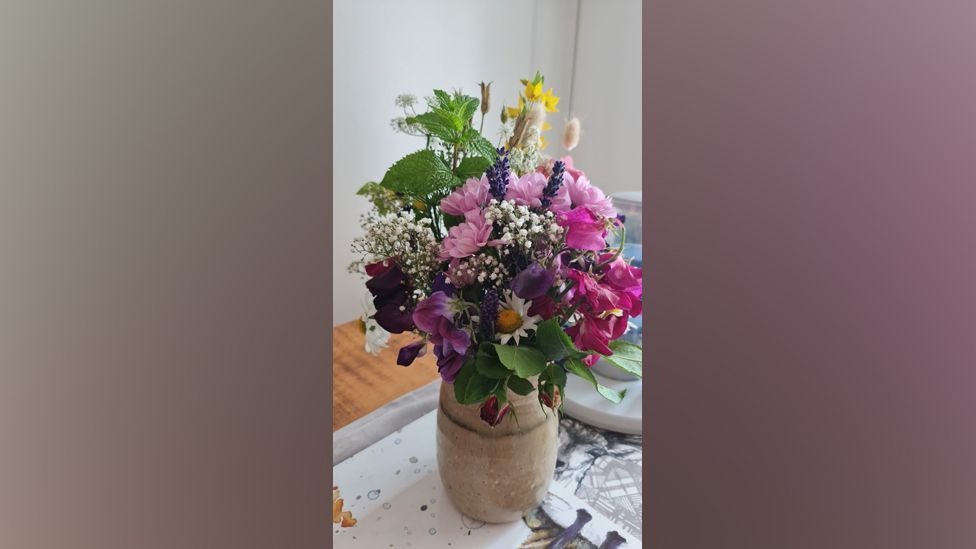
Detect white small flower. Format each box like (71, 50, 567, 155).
(360, 293, 390, 356)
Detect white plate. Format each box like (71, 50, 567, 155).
(562, 372, 642, 435)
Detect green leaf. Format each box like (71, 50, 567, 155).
(454, 156, 491, 181)
(475, 346, 511, 379)
(432, 89, 451, 106)
(406, 111, 459, 142)
(442, 212, 463, 230)
(546, 362, 567, 388)
(535, 319, 586, 361)
(452, 359, 475, 404)
(603, 340, 643, 378)
(462, 129, 499, 160)
(507, 376, 535, 396)
(380, 150, 461, 198)
(564, 356, 626, 404)
(456, 96, 480, 124)
(493, 344, 548, 378)
(464, 372, 498, 404)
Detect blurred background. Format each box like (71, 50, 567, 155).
(333, 0, 642, 322)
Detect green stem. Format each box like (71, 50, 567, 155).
(597, 224, 626, 268)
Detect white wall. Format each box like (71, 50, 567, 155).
(333, 0, 641, 324)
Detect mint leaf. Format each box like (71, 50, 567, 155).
(604, 340, 642, 378)
(406, 111, 459, 142)
(380, 150, 460, 198)
(493, 344, 548, 378)
(462, 129, 499, 161)
(535, 319, 586, 361)
(454, 156, 490, 181)
(564, 356, 626, 404)
(456, 96, 480, 124)
(507, 376, 535, 396)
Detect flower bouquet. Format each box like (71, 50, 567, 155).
(350, 73, 642, 521)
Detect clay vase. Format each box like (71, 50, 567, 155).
(436, 379, 559, 523)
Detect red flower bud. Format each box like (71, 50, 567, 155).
(479, 395, 510, 427)
(540, 385, 561, 409)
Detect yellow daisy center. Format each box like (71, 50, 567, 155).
(496, 310, 522, 334)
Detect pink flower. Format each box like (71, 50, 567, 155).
(559, 155, 585, 181)
(566, 313, 628, 357)
(601, 254, 643, 317)
(505, 172, 547, 207)
(557, 207, 607, 251)
(440, 176, 489, 216)
(551, 174, 616, 218)
(565, 269, 624, 313)
(439, 209, 493, 260)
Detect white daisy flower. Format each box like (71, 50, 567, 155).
(494, 290, 542, 345)
(360, 293, 390, 356)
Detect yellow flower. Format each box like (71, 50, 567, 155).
(524, 80, 543, 101)
(505, 97, 524, 119)
(542, 121, 552, 132)
(541, 88, 560, 112)
(539, 134, 548, 150)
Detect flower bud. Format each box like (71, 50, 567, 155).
(540, 385, 561, 409)
(479, 395, 510, 426)
(478, 81, 491, 115)
(501, 107, 509, 124)
(562, 117, 581, 151)
(396, 340, 427, 366)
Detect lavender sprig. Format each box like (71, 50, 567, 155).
(479, 287, 499, 341)
(486, 148, 510, 201)
(540, 159, 565, 207)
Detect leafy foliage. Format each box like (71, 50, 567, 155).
(603, 340, 642, 378)
(564, 356, 626, 404)
(380, 150, 461, 199)
(493, 343, 548, 378)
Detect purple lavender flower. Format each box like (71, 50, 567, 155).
(510, 262, 555, 300)
(479, 288, 499, 341)
(540, 159, 565, 207)
(485, 147, 510, 201)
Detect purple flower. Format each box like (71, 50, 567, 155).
(431, 273, 454, 297)
(479, 288, 499, 341)
(373, 303, 414, 333)
(365, 264, 414, 333)
(396, 340, 427, 366)
(412, 291, 450, 333)
(412, 291, 472, 382)
(479, 395, 510, 426)
(510, 262, 555, 300)
(540, 160, 565, 208)
(486, 148, 511, 201)
(433, 342, 467, 382)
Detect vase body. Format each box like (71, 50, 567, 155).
(436, 380, 559, 523)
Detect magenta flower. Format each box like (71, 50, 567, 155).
(439, 209, 494, 260)
(479, 395, 510, 426)
(557, 207, 607, 251)
(566, 312, 627, 356)
(566, 269, 624, 313)
(601, 254, 643, 317)
(504, 172, 547, 207)
(440, 176, 489, 216)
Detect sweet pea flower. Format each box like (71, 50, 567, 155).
(504, 172, 547, 207)
(365, 263, 414, 333)
(412, 291, 472, 382)
(566, 311, 628, 357)
(510, 262, 555, 300)
(565, 269, 624, 313)
(396, 340, 427, 366)
(439, 209, 496, 260)
(440, 176, 489, 216)
(557, 207, 607, 251)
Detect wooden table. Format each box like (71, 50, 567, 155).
(332, 320, 439, 432)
